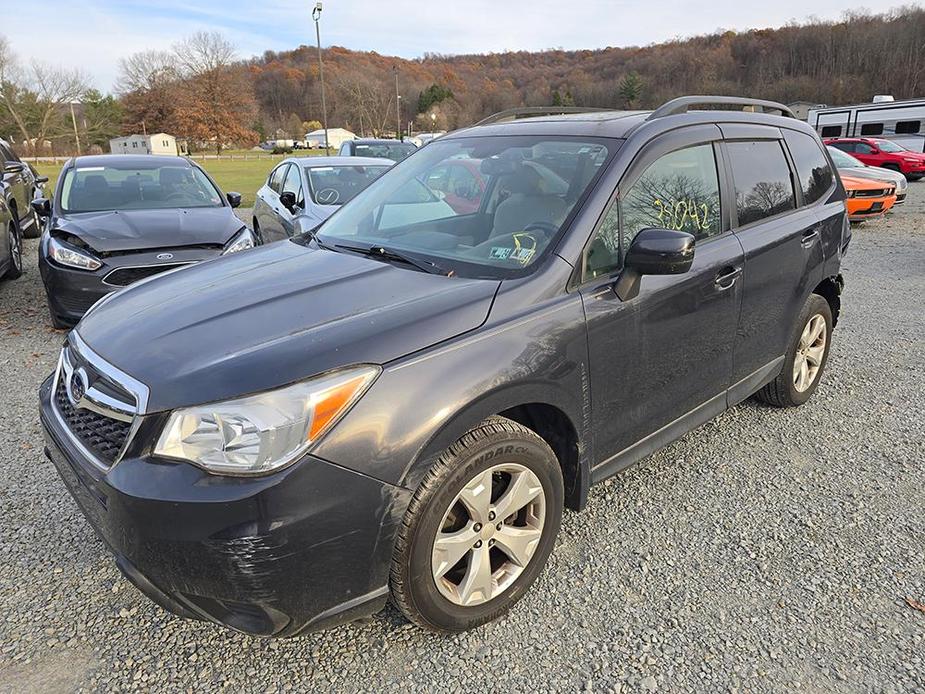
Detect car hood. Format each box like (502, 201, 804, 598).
(57, 207, 243, 253)
(77, 240, 500, 412)
(837, 166, 907, 189)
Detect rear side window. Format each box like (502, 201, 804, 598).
(727, 140, 796, 226)
(783, 131, 834, 206)
(584, 144, 721, 280)
(855, 143, 875, 154)
(860, 123, 884, 136)
(269, 164, 288, 193)
(896, 120, 921, 134)
(820, 126, 842, 138)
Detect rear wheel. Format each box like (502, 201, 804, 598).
(881, 163, 901, 173)
(390, 416, 563, 632)
(4, 220, 22, 280)
(756, 294, 832, 407)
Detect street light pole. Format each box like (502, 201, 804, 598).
(70, 102, 81, 156)
(312, 2, 329, 153)
(394, 67, 401, 140)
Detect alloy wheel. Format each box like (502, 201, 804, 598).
(431, 463, 546, 607)
(793, 314, 826, 392)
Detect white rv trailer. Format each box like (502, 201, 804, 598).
(807, 98, 925, 153)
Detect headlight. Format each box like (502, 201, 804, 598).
(48, 236, 102, 271)
(154, 365, 380, 475)
(223, 227, 255, 255)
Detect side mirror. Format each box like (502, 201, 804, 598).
(614, 228, 695, 301)
(31, 197, 52, 218)
(35, 175, 49, 184)
(226, 191, 242, 208)
(4, 161, 24, 174)
(279, 191, 298, 212)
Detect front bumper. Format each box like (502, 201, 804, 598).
(40, 376, 411, 636)
(39, 246, 222, 327)
(846, 196, 895, 222)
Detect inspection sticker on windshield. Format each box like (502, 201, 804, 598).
(511, 247, 535, 264)
(489, 247, 512, 260)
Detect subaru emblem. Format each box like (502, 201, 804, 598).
(156, 253, 174, 261)
(69, 371, 86, 407)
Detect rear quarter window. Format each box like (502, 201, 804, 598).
(783, 130, 834, 206)
(727, 140, 796, 226)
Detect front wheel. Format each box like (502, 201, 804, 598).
(756, 294, 833, 407)
(390, 416, 563, 632)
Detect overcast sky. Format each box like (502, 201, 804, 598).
(3, 0, 906, 91)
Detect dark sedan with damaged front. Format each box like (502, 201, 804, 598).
(33, 155, 255, 328)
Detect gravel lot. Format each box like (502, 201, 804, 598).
(0, 190, 923, 694)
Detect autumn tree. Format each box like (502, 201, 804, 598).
(116, 49, 179, 135)
(171, 32, 258, 154)
(0, 35, 88, 154)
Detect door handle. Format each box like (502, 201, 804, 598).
(714, 266, 742, 291)
(801, 228, 820, 248)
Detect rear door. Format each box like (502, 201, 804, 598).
(579, 125, 745, 467)
(0, 143, 28, 225)
(720, 125, 831, 400)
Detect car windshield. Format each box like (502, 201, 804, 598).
(353, 142, 417, 162)
(827, 147, 865, 168)
(876, 140, 906, 153)
(304, 165, 390, 205)
(60, 163, 223, 213)
(316, 135, 613, 279)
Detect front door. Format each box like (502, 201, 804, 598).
(579, 126, 744, 469)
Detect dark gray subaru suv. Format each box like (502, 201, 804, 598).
(40, 97, 848, 637)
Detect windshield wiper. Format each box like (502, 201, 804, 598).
(333, 243, 454, 276)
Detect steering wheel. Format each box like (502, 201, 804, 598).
(316, 188, 340, 205)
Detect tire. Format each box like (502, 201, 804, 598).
(908, 174, 923, 182)
(390, 415, 563, 632)
(21, 206, 41, 239)
(756, 294, 833, 407)
(4, 220, 22, 280)
(881, 163, 901, 173)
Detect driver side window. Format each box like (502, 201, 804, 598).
(584, 144, 721, 281)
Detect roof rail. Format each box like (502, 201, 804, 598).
(647, 96, 796, 120)
(474, 106, 609, 127)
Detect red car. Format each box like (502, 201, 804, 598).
(824, 137, 925, 181)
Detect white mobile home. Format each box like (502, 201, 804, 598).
(109, 133, 178, 156)
(304, 128, 355, 149)
(807, 98, 925, 153)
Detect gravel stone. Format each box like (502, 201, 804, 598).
(0, 192, 923, 693)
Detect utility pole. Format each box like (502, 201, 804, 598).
(312, 2, 329, 153)
(69, 102, 81, 155)
(394, 66, 402, 140)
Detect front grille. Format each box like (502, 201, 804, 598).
(855, 188, 889, 198)
(52, 338, 144, 469)
(103, 262, 192, 287)
(54, 383, 131, 466)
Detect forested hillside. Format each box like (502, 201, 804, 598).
(247, 8, 925, 136)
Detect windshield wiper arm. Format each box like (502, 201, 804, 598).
(333, 243, 453, 276)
